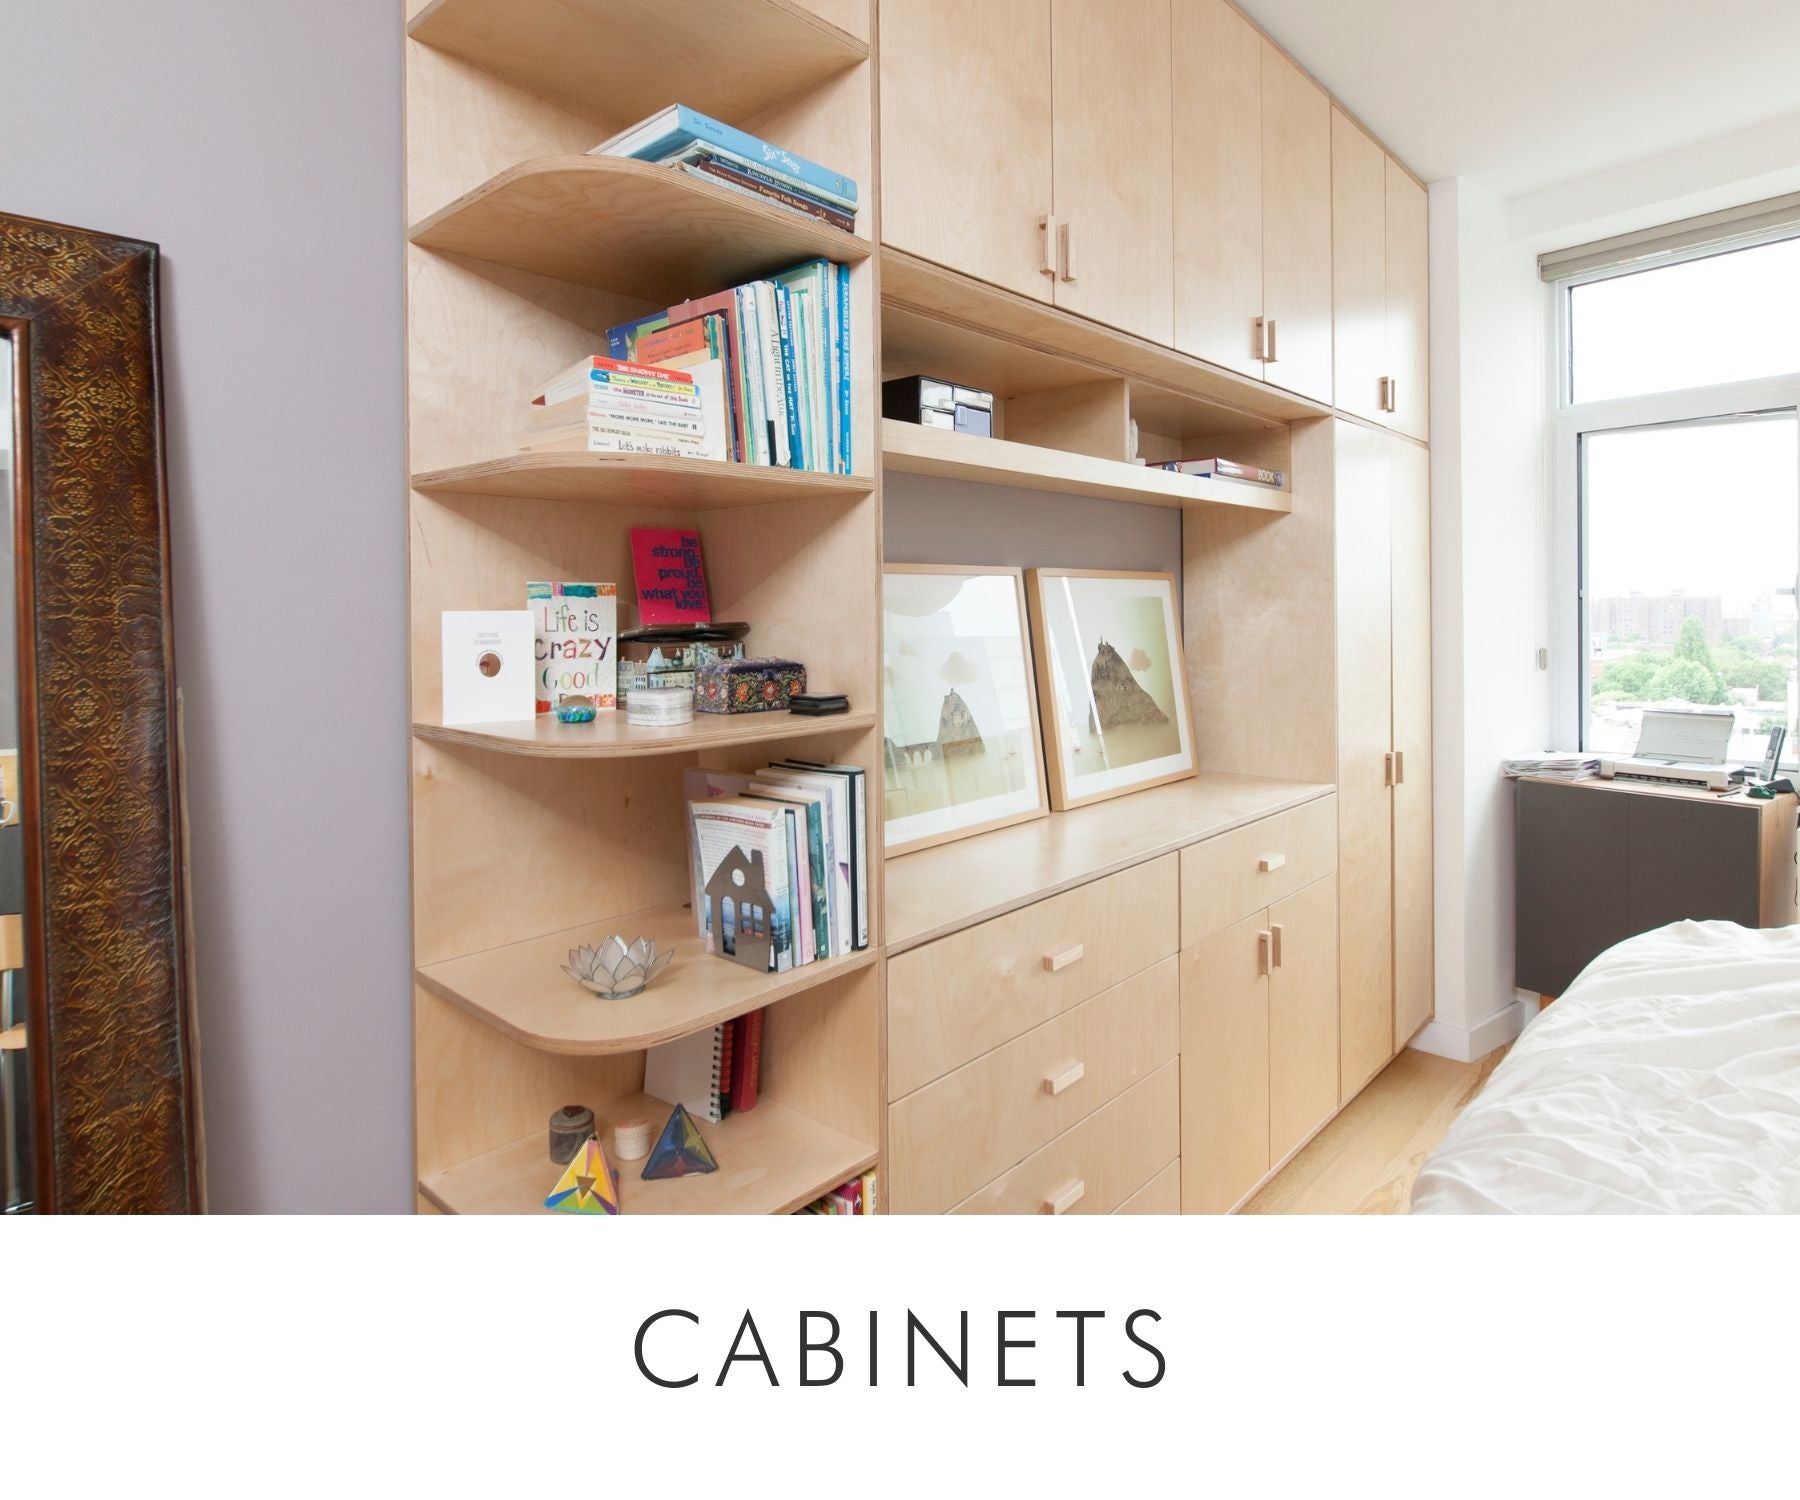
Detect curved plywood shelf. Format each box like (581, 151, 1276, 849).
(416, 901, 879, 1056)
(409, 0, 868, 127)
(420, 1094, 877, 1216)
(409, 156, 870, 297)
(413, 708, 874, 760)
(413, 451, 875, 508)
(881, 419, 1292, 513)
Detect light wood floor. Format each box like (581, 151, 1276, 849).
(1242, 1045, 1508, 1214)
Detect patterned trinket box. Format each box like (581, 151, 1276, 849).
(694, 656, 807, 714)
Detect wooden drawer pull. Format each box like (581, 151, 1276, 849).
(1258, 852, 1286, 873)
(1270, 923, 1284, 970)
(1257, 929, 1272, 976)
(1044, 1178, 1086, 1215)
(1043, 943, 1085, 973)
(1043, 1061, 1086, 1096)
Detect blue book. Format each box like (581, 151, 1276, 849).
(773, 283, 806, 470)
(834, 262, 852, 475)
(592, 104, 858, 207)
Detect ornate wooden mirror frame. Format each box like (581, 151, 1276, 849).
(2, 211, 199, 1212)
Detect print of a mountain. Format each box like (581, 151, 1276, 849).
(937, 688, 986, 757)
(1088, 639, 1167, 733)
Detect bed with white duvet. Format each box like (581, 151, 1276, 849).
(1412, 920, 1800, 1213)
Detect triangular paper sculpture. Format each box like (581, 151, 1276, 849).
(544, 1135, 621, 1214)
(642, 1102, 720, 1180)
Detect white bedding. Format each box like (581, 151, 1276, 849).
(1412, 921, 1800, 1213)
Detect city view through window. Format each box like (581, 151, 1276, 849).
(1584, 413, 1799, 764)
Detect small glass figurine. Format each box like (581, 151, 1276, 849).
(562, 935, 674, 1000)
(554, 692, 598, 724)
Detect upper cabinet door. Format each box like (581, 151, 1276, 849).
(1259, 45, 1333, 404)
(1171, 0, 1263, 377)
(878, 0, 1055, 302)
(1331, 108, 1386, 424)
(1384, 159, 1430, 441)
(1050, 0, 1174, 343)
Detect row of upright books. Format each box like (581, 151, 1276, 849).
(644, 1006, 766, 1127)
(685, 759, 870, 975)
(592, 103, 859, 234)
(523, 256, 852, 473)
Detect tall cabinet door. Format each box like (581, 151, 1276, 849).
(1384, 160, 1430, 441)
(1390, 438, 1434, 1044)
(1330, 109, 1387, 424)
(1267, 876, 1340, 1165)
(1171, 0, 1263, 377)
(878, 0, 1055, 302)
(1050, 0, 1174, 342)
(1180, 909, 1270, 1214)
(1335, 421, 1396, 1098)
(1259, 44, 1333, 403)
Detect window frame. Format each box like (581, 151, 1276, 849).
(1549, 234, 1800, 757)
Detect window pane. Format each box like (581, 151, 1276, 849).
(1570, 236, 1800, 403)
(1584, 414, 1798, 767)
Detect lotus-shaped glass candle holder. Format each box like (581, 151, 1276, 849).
(563, 935, 674, 1000)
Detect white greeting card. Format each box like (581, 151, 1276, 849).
(441, 610, 534, 725)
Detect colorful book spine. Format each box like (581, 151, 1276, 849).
(679, 161, 856, 232)
(834, 262, 852, 474)
(731, 1008, 764, 1112)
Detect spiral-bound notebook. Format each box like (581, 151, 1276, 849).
(644, 1024, 728, 1124)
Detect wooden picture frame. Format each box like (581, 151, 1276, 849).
(1025, 567, 1197, 811)
(2, 211, 199, 1213)
(882, 563, 1050, 856)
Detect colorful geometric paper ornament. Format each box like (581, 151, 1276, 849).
(641, 1102, 720, 1180)
(543, 1135, 621, 1214)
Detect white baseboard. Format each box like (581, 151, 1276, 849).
(1408, 996, 1535, 1063)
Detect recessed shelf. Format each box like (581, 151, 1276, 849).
(413, 708, 875, 760)
(419, 1094, 877, 1216)
(409, 156, 871, 298)
(882, 249, 1324, 431)
(413, 452, 876, 509)
(417, 902, 880, 1056)
(885, 774, 1336, 954)
(881, 419, 1292, 513)
(408, 0, 869, 128)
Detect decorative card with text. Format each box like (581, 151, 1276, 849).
(441, 610, 535, 726)
(528, 581, 618, 714)
(630, 527, 712, 626)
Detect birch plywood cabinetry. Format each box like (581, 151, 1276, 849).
(1257, 42, 1335, 404)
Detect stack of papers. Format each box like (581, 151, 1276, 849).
(1502, 752, 1599, 780)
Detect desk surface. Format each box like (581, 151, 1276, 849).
(1518, 774, 1796, 813)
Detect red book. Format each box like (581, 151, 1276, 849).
(630, 527, 712, 625)
(731, 1007, 764, 1112)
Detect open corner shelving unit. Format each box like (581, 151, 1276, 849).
(404, 0, 882, 1216)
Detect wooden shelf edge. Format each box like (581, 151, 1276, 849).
(412, 452, 877, 506)
(415, 932, 882, 1057)
(881, 248, 1329, 429)
(884, 777, 1338, 955)
(881, 419, 1292, 513)
(412, 709, 877, 760)
(419, 1095, 878, 1216)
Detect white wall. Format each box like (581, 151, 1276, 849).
(1418, 178, 1551, 1059)
(2, 3, 413, 1209)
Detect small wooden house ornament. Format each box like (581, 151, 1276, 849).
(705, 846, 775, 973)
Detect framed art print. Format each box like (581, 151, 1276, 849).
(1024, 568, 1196, 810)
(882, 565, 1049, 855)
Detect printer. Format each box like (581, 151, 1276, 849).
(1599, 708, 1739, 792)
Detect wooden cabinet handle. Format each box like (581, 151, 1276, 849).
(1384, 751, 1395, 786)
(1058, 219, 1077, 283)
(1257, 929, 1272, 976)
(1394, 750, 1406, 784)
(1043, 1061, 1086, 1096)
(1258, 852, 1286, 873)
(1044, 1178, 1085, 1215)
(1043, 943, 1085, 973)
(1387, 376, 1399, 413)
(1038, 213, 1058, 277)
(1270, 923, 1284, 970)
(1264, 317, 1277, 362)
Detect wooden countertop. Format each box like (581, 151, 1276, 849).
(884, 772, 1335, 954)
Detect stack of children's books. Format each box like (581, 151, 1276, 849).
(523, 355, 727, 459)
(686, 759, 870, 974)
(591, 103, 858, 233)
(605, 257, 853, 474)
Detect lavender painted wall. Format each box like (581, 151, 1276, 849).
(2, 2, 412, 1210)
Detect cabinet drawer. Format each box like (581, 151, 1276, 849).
(888, 957, 1179, 1214)
(1181, 794, 1336, 946)
(1115, 1159, 1180, 1214)
(949, 1061, 1179, 1215)
(888, 854, 1178, 1098)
